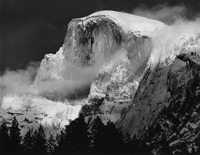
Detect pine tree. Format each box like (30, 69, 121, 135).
(54, 114, 89, 154)
(103, 121, 125, 153)
(47, 134, 56, 154)
(90, 119, 126, 154)
(89, 116, 105, 153)
(0, 122, 11, 154)
(53, 130, 67, 154)
(32, 125, 47, 155)
(123, 133, 137, 154)
(10, 117, 22, 154)
(65, 113, 89, 153)
(22, 128, 35, 154)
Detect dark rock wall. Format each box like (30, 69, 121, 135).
(62, 16, 124, 67)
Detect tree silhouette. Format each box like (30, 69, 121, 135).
(65, 113, 89, 153)
(0, 122, 11, 154)
(89, 116, 105, 153)
(54, 115, 152, 154)
(90, 118, 126, 154)
(47, 134, 56, 154)
(9, 117, 22, 154)
(103, 121, 125, 153)
(22, 128, 36, 154)
(53, 130, 67, 154)
(32, 125, 47, 155)
(54, 114, 89, 154)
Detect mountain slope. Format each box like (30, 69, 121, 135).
(0, 11, 166, 138)
(1, 10, 200, 154)
(118, 33, 200, 154)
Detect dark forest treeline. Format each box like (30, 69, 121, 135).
(0, 116, 48, 155)
(2, 114, 199, 155)
(0, 115, 149, 155)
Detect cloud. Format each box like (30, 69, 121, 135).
(0, 44, 129, 103)
(31, 48, 129, 100)
(133, 4, 189, 25)
(33, 62, 103, 100)
(131, 4, 200, 66)
(0, 62, 40, 103)
(150, 17, 200, 67)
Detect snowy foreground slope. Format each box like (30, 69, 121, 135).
(0, 95, 82, 137)
(1, 10, 200, 154)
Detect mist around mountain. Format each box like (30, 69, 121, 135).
(1, 4, 200, 155)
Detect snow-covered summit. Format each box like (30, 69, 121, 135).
(86, 10, 166, 36)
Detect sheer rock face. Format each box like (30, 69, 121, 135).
(146, 57, 200, 154)
(34, 11, 166, 123)
(62, 15, 123, 67)
(118, 34, 200, 154)
(65, 11, 166, 123)
(62, 10, 165, 67)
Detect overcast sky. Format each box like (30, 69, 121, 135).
(0, 0, 200, 72)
